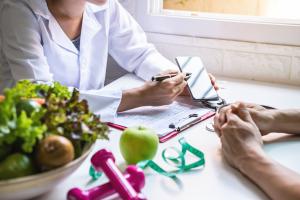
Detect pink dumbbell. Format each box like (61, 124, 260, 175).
(67, 149, 146, 200)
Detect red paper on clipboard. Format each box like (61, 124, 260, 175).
(106, 98, 215, 143)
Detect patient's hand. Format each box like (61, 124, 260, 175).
(214, 102, 276, 135)
(215, 103, 264, 170)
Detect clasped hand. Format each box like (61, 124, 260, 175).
(213, 102, 276, 170)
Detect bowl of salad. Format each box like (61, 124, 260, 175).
(0, 81, 109, 200)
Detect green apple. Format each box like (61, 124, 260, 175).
(119, 126, 159, 164)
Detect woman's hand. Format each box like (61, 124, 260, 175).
(180, 73, 219, 96)
(118, 70, 187, 112)
(214, 102, 276, 135)
(208, 73, 219, 91)
(215, 103, 264, 170)
(139, 70, 187, 106)
(118, 70, 219, 112)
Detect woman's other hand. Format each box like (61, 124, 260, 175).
(180, 73, 219, 96)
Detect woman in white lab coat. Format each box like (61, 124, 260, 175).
(0, 0, 214, 121)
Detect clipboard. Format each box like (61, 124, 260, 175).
(107, 98, 216, 143)
(107, 111, 214, 143)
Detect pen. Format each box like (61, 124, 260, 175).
(151, 72, 192, 82)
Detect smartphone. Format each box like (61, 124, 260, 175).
(175, 56, 219, 101)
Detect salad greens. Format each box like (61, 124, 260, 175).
(0, 81, 47, 154)
(0, 80, 108, 158)
(42, 89, 109, 157)
(5, 80, 71, 99)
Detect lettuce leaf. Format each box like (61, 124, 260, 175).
(0, 80, 108, 156)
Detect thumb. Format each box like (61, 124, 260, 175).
(159, 69, 179, 75)
(236, 103, 254, 123)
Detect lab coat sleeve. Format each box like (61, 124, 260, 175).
(108, 0, 177, 82)
(79, 87, 122, 122)
(0, 1, 121, 121)
(0, 1, 53, 82)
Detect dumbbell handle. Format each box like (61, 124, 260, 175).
(91, 149, 146, 200)
(67, 168, 145, 200)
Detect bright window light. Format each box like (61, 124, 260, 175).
(135, 0, 300, 45)
(163, 0, 300, 20)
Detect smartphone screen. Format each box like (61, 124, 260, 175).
(176, 56, 219, 101)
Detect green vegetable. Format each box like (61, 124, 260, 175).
(0, 80, 109, 169)
(0, 153, 36, 180)
(0, 80, 70, 154)
(41, 89, 109, 157)
(0, 93, 46, 153)
(4, 80, 71, 99)
(0, 144, 12, 161)
(16, 99, 41, 116)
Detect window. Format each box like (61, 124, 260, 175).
(135, 0, 300, 45)
(163, 0, 300, 20)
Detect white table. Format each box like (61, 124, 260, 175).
(36, 75, 300, 200)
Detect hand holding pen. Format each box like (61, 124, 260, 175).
(130, 70, 188, 107)
(152, 72, 192, 82)
(118, 71, 189, 112)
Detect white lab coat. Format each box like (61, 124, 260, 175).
(0, 0, 176, 121)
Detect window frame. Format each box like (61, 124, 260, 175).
(135, 0, 300, 46)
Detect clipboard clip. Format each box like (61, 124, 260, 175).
(176, 116, 204, 132)
(168, 113, 209, 132)
(168, 114, 199, 130)
(174, 110, 218, 132)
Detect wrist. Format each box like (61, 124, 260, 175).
(118, 87, 144, 112)
(256, 109, 278, 134)
(137, 84, 152, 106)
(239, 149, 269, 176)
(269, 110, 284, 133)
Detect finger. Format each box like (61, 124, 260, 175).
(214, 127, 222, 137)
(214, 113, 220, 128)
(174, 81, 187, 97)
(214, 115, 222, 137)
(242, 102, 259, 109)
(235, 101, 265, 111)
(163, 72, 185, 86)
(158, 69, 179, 76)
(218, 111, 227, 127)
(218, 105, 231, 125)
(208, 73, 216, 84)
(225, 110, 242, 125)
(225, 105, 253, 127)
(213, 83, 219, 91)
(179, 86, 191, 96)
(230, 103, 240, 114)
(236, 104, 255, 123)
(231, 102, 248, 115)
(208, 73, 220, 90)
